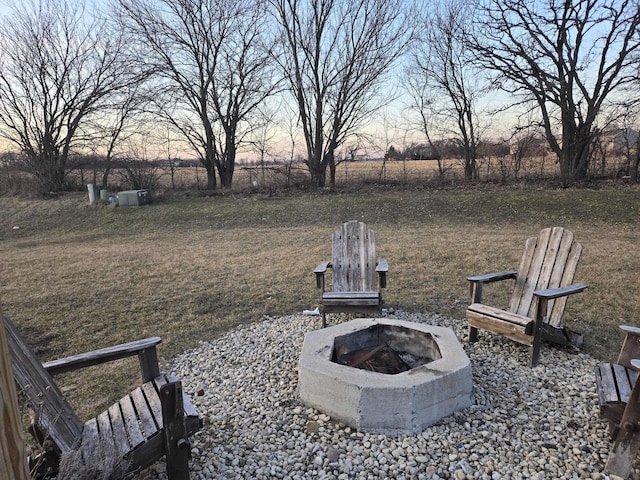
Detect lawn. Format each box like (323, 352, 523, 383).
(1, 183, 639, 418)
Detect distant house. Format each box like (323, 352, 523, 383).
(410, 149, 441, 161)
(600, 128, 639, 154)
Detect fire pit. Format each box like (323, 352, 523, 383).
(298, 318, 473, 435)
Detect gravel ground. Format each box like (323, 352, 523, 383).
(147, 311, 636, 479)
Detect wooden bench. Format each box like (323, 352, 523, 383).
(314, 221, 388, 327)
(596, 325, 640, 477)
(4, 316, 203, 480)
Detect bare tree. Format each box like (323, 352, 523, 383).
(269, 0, 411, 187)
(469, 0, 640, 184)
(83, 84, 149, 189)
(116, 0, 279, 190)
(0, 0, 139, 193)
(406, 0, 486, 180)
(248, 105, 279, 185)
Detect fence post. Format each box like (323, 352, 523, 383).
(0, 304, 30, 480)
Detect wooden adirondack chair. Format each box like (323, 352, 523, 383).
(314, 220, 389, 327)
(4, 316, 203, 480)
(596, 325, 640, 477)
(466, 227, 587, 367)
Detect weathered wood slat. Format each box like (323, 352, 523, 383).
(467, 310, 533, 342)
(108, 402, 131, 457)
(4, 317, 83, 453)
(96, 410, 115, 453)
(119, 394, 145, 448)
(509, 237, 535, 313)
(515, 227, 550, 317)
(81, 418, 100, 462)
(322, 291, 380, 307)
(322, 299, 380, 307)
(0, 306, 30, 480)
(467, 304, 533, 329)
(322, 291, 380, 299)
(499, 330, 535, 346)
(142, 381, 164, 430)
(549, 241, 582, 327)
(467, 270, 517, 283)
(613, 364, 633, 403)
(129, 386, 159, 439)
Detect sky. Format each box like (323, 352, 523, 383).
(0, 0, 636, 163)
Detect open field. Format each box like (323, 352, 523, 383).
(1, 184, 639, 420)
(145, 156, 569, 192)
(61, 153, 622, 194)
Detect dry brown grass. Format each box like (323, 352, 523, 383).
(1, 184, 639, 419)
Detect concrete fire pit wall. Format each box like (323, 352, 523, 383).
(298, 318, 473, 435)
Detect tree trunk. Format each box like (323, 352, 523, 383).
(632, 152, 640, 183)
(102, 165, 112, 189)
(218, 154, 235, 189)
(310, 166, 327, 188)
(205, 165, 216, 190)
(219, 167, 234, 188)
(328, 153, 337, 187)
(573, 127, 592, 180)
(307, 147, 327, 188)
(550, 128, 592, 185)
(464, 155, 475, 180)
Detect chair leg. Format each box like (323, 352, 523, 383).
(530, 298, 547, 367)
(469, 326, 479, 343)
(161, 382, 191, 480)
(530, 339, 542, 368)
(322, 311, 327, 328)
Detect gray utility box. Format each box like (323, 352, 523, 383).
(117, 189, 151, 207)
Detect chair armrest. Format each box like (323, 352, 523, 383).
(314, 261, 331, 290)
(620, 325, 640, 337)
(314, 261, 331, 274)
(43, 336, 162, 381)
(467, 271, 517, 303)
(376, 259, 389, 273)
(376, 258, 388, 288)
(533, 283, 587, 300)
(467, 270, 517, 283)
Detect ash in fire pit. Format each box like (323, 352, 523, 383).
(332, 324, 441, 374)
(335, 344, 411, 374)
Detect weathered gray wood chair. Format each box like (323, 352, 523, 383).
(4, 316, 203, 480)
(314, 220, 388, 327)
(466, 227, 586, 367)
(596, 325, 640, 477)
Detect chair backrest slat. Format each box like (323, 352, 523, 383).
(508, 227, 582, 325)
(331, 221, 377, 292)
(4, 317, 83, 453)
